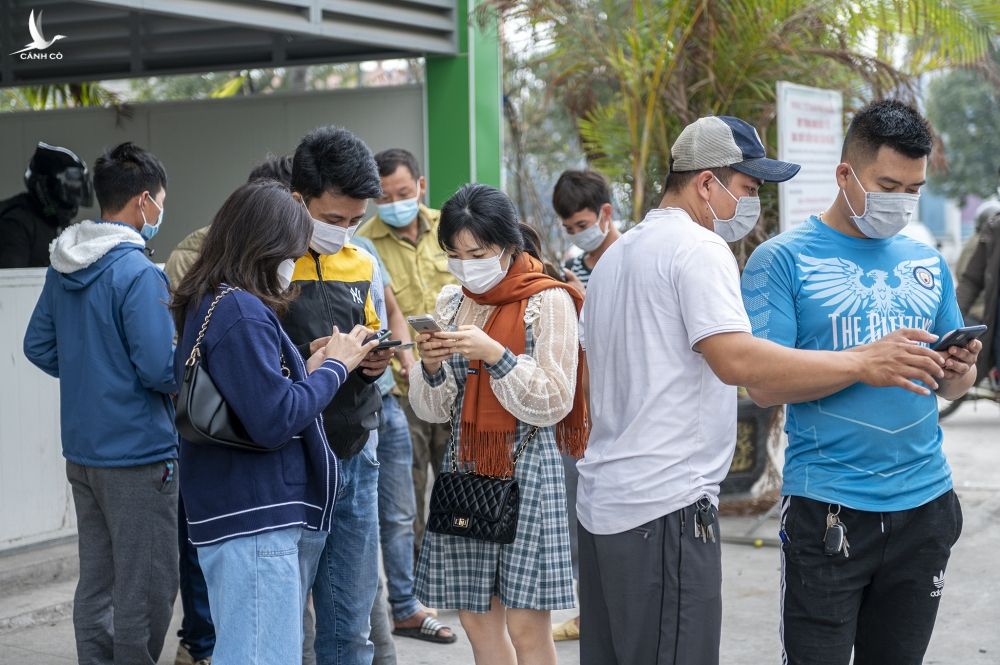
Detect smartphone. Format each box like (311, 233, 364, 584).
(932, 325, 988, 351)
(374, 339, 403, 351)
(364, 329, 392, 345)
(406, 315, 442, 334)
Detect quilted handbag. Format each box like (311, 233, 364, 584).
(176, 286, 288, 453)
(427, 426, 538, 544)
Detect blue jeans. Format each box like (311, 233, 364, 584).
(198, 526, 327, 665)
(178, 494, 215, 660)
(376, 395, 422, 622)
(312, 436, 381, 665)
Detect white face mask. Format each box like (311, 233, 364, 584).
(569, 215, 609, 253)
(707, 176, 760, 242)
(277, 258, 296, 291)
(447, 250, 510, 294)
(309, 218, 350, 255)
(843, 167, 919, 239)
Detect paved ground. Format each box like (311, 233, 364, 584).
(2, 404, 998, 664)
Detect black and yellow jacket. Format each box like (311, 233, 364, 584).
(281, 244, 382, 459)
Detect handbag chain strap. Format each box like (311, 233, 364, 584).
(443, 293, 539, 476)
(185, 285, 289, 377)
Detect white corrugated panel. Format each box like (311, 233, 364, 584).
(0, 269, 75, 552)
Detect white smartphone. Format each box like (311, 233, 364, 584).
(406, 315, 442, 334)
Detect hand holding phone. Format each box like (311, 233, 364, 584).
(407, 315, 442, 335)
(931, 325, 988, 351)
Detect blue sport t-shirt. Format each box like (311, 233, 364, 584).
(741, 216, 964, 511)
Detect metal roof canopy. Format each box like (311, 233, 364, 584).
(0, 0, 457, 88)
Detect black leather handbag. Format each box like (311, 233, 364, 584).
(175, 286, 288, 453)
(427, 424, 538, 544)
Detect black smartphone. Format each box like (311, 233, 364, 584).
(364, 329, 391, 343)
(932, 325, 988, 351)
(373, 339, 402, 351)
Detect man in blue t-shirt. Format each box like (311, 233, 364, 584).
(742, 100, 981, 665)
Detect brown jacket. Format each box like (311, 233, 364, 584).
(957, 213, 1000, 376)
(164, 225, 210, 287)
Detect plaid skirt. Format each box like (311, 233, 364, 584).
(414, 330, 576, 613)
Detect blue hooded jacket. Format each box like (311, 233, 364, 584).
(23, 220, 178, 467)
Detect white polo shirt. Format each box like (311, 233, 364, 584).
(577, 207, 752, 535)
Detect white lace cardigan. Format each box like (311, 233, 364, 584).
(409, 284, 579, 428)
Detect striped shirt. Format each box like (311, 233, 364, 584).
(564, 254, 593, 288)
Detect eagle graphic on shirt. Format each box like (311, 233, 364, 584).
(797, 254, 941, 350)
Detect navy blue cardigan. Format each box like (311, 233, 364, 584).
(175, 288, 346, 547)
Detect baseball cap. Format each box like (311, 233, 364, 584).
(670, 116, 800, 183)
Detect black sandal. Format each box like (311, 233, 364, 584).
(392, 615, 457, 644)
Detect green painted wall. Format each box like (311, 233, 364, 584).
(425, 0, 502, 208)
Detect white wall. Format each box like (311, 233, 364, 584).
(0, 269, 75, 551)
(0, 86, 425, 551)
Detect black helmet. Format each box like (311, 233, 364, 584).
(24, 142, 94, 224)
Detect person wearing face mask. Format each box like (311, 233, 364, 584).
(357, 148, 457, 567)
(280, 126, 397, 665)
(553, 170, 622, 293)
(170, 179, 379, 664)
(23, 142, 180, 664)
(409, 183, 587, 665)
(578, 114, 952, 665)
(741, 100, 979, 665)
(161, 154, 302, 665)
(546, 169, 621, 643)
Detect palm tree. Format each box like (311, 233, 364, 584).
(3, 82, 127, 112)
(485, 0, 1000, 248)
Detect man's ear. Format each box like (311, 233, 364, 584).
(695, 170, 715, 202)
(834, 163, 851, 190)
(599, 203, 614, 229)
(418, 176, 427, 200)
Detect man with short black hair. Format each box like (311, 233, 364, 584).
(742, 99, 979, 665)
(24, 142, 178, 665)
(550, 169, 621, 643)
(554, 170, 621, 289)
(284, 126, 394, 665)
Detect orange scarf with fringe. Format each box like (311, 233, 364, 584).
(459, 253, 589, 477)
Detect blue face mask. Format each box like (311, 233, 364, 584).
(140, 195, 164, 241)
(377, 196, 419, 228)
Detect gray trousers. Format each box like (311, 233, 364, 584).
(561, 454, 580, 580)
(370, 579, 397, 665)
(66, 460, 179, 665)
(578, 502, 722, 665)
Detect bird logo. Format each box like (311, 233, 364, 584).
(798, 255, 942, 322)
(10, 10, 66, 56)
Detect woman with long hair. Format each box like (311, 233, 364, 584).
(171, 179, 376, 664)
(410, 184, 588, 665)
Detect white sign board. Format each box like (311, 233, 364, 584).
(777, 82, 844, 231)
